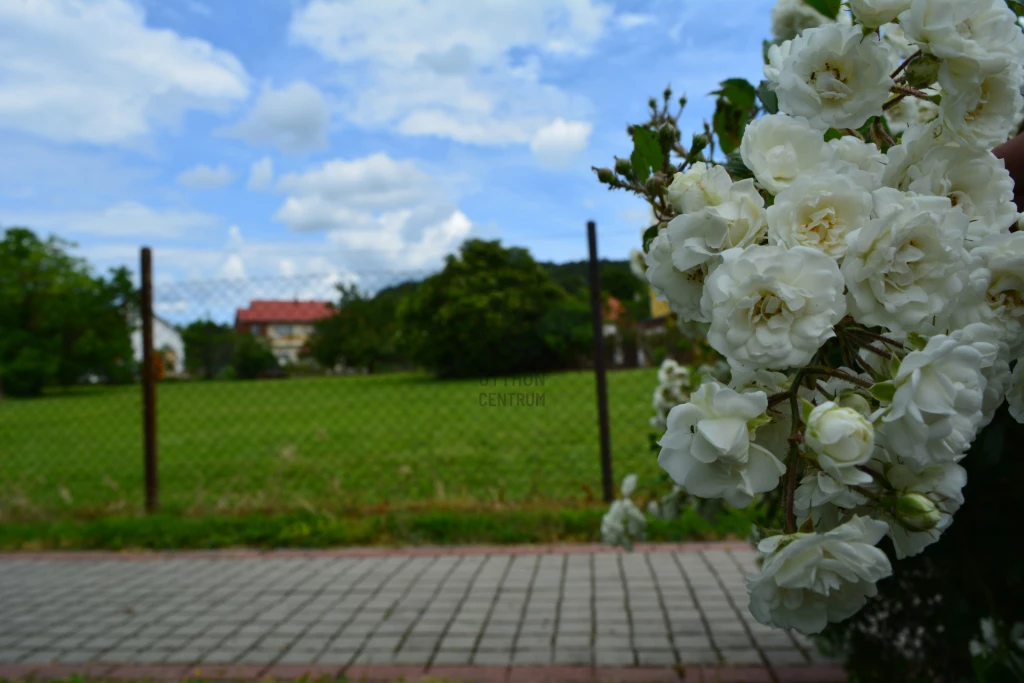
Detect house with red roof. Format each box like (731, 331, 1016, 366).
(235, 300, 335, 365)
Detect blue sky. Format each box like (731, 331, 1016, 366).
(0, 0, 772, 306)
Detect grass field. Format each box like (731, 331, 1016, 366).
(0, 369, 664, 521)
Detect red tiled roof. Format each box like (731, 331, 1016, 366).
(236, 300, 334, 324)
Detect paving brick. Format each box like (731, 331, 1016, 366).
(553, 648, 592, 666)
(0, 545, 829, 680)
(764, 648, 810, 667)
(594, 650, 634, 667)
(637, 649, 677, 667)
(472, 651, 512, 666)
(676, 649, 720, 665)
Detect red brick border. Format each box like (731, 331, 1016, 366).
(0, 543, 756, 562)
(0, 663, 846, 682)
(0, 542, 753, 562)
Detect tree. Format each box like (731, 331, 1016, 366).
(181, 320, 236, 379)
(0, 227, 136, 397)
(396, 239, 579, 378)
(231, 333, 278, 379)
(305, 282, 414, 373)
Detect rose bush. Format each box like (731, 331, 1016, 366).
(596, 0, 1024, 678)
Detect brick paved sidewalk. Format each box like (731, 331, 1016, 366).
(0, 544, 844, 683)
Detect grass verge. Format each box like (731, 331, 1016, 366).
(0, 504, 756, 551)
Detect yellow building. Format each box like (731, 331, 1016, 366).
(649, 286, 671, 318)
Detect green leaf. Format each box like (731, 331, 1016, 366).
(722, 152, 753, 180)
(823, 128, 844, 142)
(712, 78, 757, 111)
(1007, 0, 1024, 17)
(802, 0, 841, 19)
(870, 381, 896, 404)
(642, 224, 661, 252)
(713, 104, 748, 156)
(757, 81, 778, 114)
(710, 79, 757, 156)
(800, 398, 816, 423)
(630, 127, 662, 184)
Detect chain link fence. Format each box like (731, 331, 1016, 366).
(0, 260, 694, 521)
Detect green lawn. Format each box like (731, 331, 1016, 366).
(0, 370, 663, 521)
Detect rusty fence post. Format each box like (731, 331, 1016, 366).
(587, 221, 614, 503)
(140, 247, 159, 513)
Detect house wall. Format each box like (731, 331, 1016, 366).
(131, 318, 185, 374)
(236, 322, 317, 365)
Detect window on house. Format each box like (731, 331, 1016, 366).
(250, 325, 262, 336)
(273, 324, 293, 337)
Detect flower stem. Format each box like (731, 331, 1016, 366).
(891, 84, 932, 100)
(891, 50, 921, 80)
(883, 94, 907, 111)
(803, 366, 874, 389)
(784, 368, 809, 534)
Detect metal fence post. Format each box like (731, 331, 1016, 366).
(140, 247, 159, 513)
(587, 221, 614, 503)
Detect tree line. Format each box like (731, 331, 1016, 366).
(1, 228, 651, 397)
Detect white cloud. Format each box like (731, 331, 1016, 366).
(219, 253, 246, 280)
(221, 81, 330, 154)
(176, 163, 234, 189)
(0, 0, 249, 145)
(530, 118, 593, 168)
(247, 157, 274, 191)
(226, 224, 244, 249)
(288, 0, 608, 146)
(616, 13, 654, 29)
(275, 154, 432, 217)
(5, 201, 220, 238)
(272, 153, 473, 270)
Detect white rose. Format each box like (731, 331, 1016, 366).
(842, 188, 970, 335)
(829, 136, 888, 187)
(658, 358, 691, 386)
(896, 145, 1018, 244)
(629, 249, 646, 282)
(939, 65, 1024, 149)
(763, 40, 793, 86)
(850, 0, 912, 28)
(1009, 360, 1024, 424)
(885, 95, 940, 136)
(665, 179, 768, 272)
(740, 114, 835, 194)
(771, 0, 830, 41)
(879, 333, 988, 471)
(601, 497, 646, 548)
(645, 231, 711, 324)
(899, 0, 1024, 77)
(776, 24, 896, 130)
(702, 245, 847, 371)
(666, 162, 708, 214)
(948, 322, 1013, 428)
(882, 462, 966, 559)
(980, 355, 1012, 428)
(672, 165, 734, 218)
(747, 516, 892, 635)
(767, 170, 874, 261)
(954, 233, 1024, 357)
(657, 381, 785, 508)
(882, 22, 917, 58)
(881, 120, 945, 189)
(794, 471, 868, 529)
(806, 402, 876, 486)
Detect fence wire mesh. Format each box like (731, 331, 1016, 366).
(0, 266, 687, 521)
